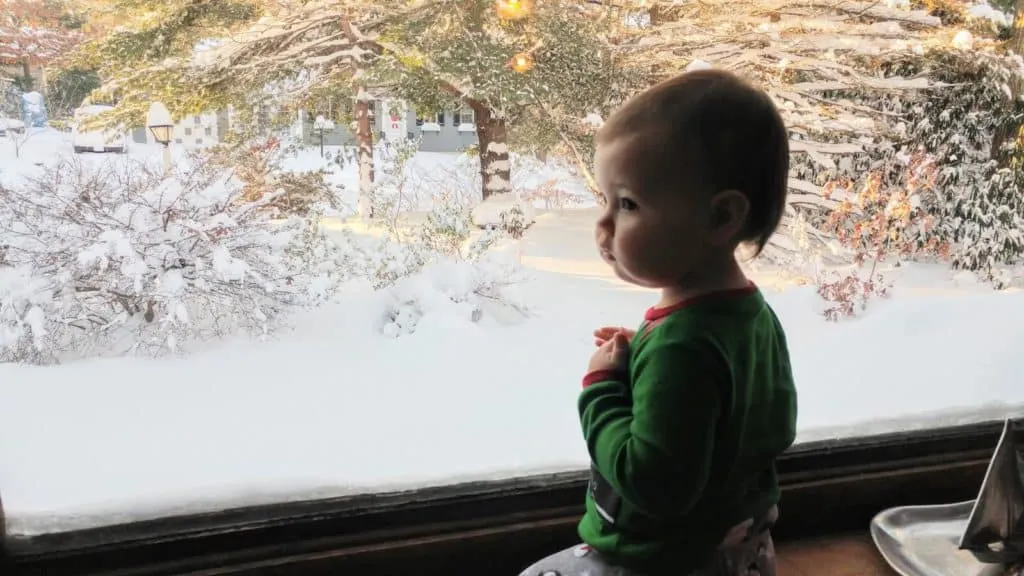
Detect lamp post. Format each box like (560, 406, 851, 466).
(313, 114, 335, 158)
(146, 102, 174, 176)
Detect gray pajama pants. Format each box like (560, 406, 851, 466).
(517, 506, 779, 576)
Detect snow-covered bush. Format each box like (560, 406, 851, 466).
(337, 153, 524, 336)
(815, 152, 947, 320)
(204, 136, 342, 217)
(372, 136, 423, 236)
(888, 48, 1024, 284)
(790, 47, 1024, 286)
(376, 255, 527, 338)
(0, 156, 340, 363)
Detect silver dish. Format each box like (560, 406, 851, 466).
(871, 500, 1019, 576)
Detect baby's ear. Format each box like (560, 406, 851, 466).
(709, 189, 750, 244)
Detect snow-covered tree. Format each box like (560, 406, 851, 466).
(66, 0, 263, 128)
(0, 0, 84, 90)
(629, 0, 1024, 281)
(367, 0, 644, 200)
(190, 0, 643, 207)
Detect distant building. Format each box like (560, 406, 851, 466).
(295, 98, 478, 153)
(128, 98, 477, 153)
(131, 110, 230, 148)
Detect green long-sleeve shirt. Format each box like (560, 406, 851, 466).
(578, 285, 797, 575)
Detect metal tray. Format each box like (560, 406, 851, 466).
(871, 500, 1019, 576)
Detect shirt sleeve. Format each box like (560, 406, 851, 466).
(578, 335, 725, 518)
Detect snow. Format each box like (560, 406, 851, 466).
(952, 30, 975, 51)
(685, 59, 713, 71)
(1, 130, 1023, 536)
(966, 3, 1010, 28)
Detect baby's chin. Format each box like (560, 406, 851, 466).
(609, 261, 645, 286)
(610, 262, 670, 290)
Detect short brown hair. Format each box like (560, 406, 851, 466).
(596, 69, 789, 255)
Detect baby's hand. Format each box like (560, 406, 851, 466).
(588, 332, 630, 374)
(592, 326, 636, 347)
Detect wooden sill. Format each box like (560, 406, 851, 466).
(778, 533, 896, 576)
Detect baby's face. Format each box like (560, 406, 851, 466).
(592, 135, 715, 289)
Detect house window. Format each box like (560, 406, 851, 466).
(367, 101, 376, 120)
(194, 116, 201, 125)
(436, 111, 445, 126)
(195, 138, 204, 145)
(184, 127, 192, 136)
(457, 108, 474, 125)
(205, 127, 213, 136)
(174, 138, 183, 144)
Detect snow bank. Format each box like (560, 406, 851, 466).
(1, 255, 1022, 535)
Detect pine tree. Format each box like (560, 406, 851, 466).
(368, 0, 642, 200)
(67, 0, 263, 128)
(71, 1, 641, 213)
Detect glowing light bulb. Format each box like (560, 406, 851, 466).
(495, 0, 532, 20)
(510, 52, 533, 72)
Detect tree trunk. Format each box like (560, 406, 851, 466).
(992, 0, 1024, 161)
(1012, 0, 1024, 55)
(469, 100, 511, 201)
(355, 87, 375, 219)
(20, 58, 33, 91)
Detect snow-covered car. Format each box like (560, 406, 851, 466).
(0, 117, 26, 136)
(72, 105, 129, 154)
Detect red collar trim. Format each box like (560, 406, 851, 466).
(644, 283, 758, 322)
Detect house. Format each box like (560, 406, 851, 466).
(295, 98, 478, 153)
(131, 110, 231, 148)
(127, 98, 477, 153)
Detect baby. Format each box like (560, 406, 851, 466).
(519, 68, 798, 576)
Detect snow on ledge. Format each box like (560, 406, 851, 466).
(4, 403, 1021, 537)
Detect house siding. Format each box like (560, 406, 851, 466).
(301, 106, 478, 153)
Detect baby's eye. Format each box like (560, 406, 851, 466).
(619, 197, 638, 211)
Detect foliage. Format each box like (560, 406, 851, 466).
(44, 67, 101, 119)
(67, 0, 263, 128)
(816, 152, 947, 320)
(370, 0, 645, 187)
(0, 156, 339, 363)
(0, 0, 84, 68)
(204, 136, 343, 217)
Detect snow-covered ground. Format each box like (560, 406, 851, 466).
(1, 129, 1022, 536)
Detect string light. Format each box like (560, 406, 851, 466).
(494, 0, 533, 20)
(510, 52, 534, 73)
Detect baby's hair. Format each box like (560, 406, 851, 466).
(596, 69, 789, 255)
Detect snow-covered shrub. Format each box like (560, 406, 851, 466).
(792, 48, 1024, 286)
(333, 183, 520, 336)
(815, 152, 947, 319)
(372, 136, 423, 236)
(204, 136, 342, 217)
(0, 156, 340, 363)
(521, 177, 590, 212)
(898, 49, 1024, 284)
(377, 256, 527, 338)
